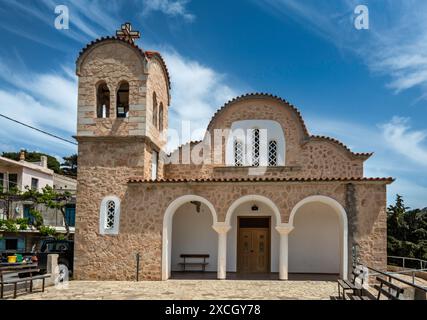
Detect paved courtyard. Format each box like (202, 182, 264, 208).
(16, 279, 337, 300)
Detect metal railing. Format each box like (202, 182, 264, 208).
(388, 256, 427, 270)
(363, 266, 427, 300)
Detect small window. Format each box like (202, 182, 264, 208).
(106, 201, 116, 229)
(5, 239, 18, 251)
(151, 151, 158, 180)
(96, 82, 110, 118)
(31, 178, 39, 191)
(100, 196, 120, 235)
(159, 102, 164, 131)
(8, 173, 18, 191)
(268, 140, 278, 166)
(234, 140, 244, 166)
(152, 92, 158, 129)
(251, 128, 260, 167)
(0, 172, 3, 191)
(116, 82, 129, 118)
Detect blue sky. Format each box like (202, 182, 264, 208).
(0, 0, 426, 208)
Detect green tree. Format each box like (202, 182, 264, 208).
(61, 154, 78, 176)
(22, 186, 73, 239)
(387, 195, 427, 264)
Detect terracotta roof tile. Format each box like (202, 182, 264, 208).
(128, 177, 394, 184)
(206, 93, 310, 136)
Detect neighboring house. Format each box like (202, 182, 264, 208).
(73, 24, 392, 281)
(0, 153, 77, 252)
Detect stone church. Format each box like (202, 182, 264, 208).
(73, 24, 392, 281)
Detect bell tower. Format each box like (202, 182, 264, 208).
(73, 23, 171, 280)
(75, 22, 170, 177)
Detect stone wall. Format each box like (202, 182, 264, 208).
(74, 179, 388, 280)
(146, 58, 169, 149)
(77, 40, 147, 137)
(165, 96, 366, 180)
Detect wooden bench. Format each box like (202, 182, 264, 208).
(372, 276, 404, 300)
(337, 268, 366, 300)
(0, 264, 50, 299)
(178, 254, 209, 272)
(347, 276, 405, 300)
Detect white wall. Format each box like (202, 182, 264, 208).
(289, 202, 340, 274)
(226, 201, 280, 272)
(22, 167, 53, 191)
(171, 203, 218, 272)
(225, 119, 286, 166)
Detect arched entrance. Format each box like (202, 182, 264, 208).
(288, 195, 348, 279)
(224, 195, 282, 277)
(162, 195, 218, 280)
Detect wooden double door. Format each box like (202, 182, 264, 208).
(237, 217, 270, 273)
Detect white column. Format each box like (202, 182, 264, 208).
(213, 222, 231, 280)
(275, 224, 294, 280)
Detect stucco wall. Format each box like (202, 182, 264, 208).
(289, 202, 340, 274)
(171, 203, 217, 272)
(21, 167, 53, 191)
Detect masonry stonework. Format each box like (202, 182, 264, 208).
(73, 29, 391, 281)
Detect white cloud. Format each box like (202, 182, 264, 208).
(380, 117, 427, 166)
(142, 0, 195, 21)
(162, 49, 239, 148)
(254, 0, 427, 97)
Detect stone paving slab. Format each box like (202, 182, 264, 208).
(15, 280, 337, 300)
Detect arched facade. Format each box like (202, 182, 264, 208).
(73, 26, 390, 283)
(162, 195, 218, 280)
(289, 195, 348, 279)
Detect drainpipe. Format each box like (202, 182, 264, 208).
(135, 252, 140, 281)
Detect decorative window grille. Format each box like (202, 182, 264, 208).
(252, 128, 260, 167)
(106, 200, 116, 229)
(234, 140, 244, 166)
(268, 140, 278, 166)
(100, 196, 120, 235)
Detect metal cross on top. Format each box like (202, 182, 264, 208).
(116, 23, 141, 43)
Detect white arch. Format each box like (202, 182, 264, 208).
(162, 195, 218, 280)
(225, 194, 282, 226)
(289, 195, 348, 279)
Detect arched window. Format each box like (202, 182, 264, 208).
(268, 140, 278, 166)
(153, 92, 158, 129)
(251, 128, 260, 167)
(116, 81, 129, 118)
(96, 82, 110, 118)
(99, 196, 120, 235)
(234, 139, 244, 166)
(159, 102, 164, 131)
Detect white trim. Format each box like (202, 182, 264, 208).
(162, 195, 218, 280)
(225, 120, 286, 166)
(289, 195, 348, 279)
(225, 194, 282, 226)
(99, 195, 121, 235)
